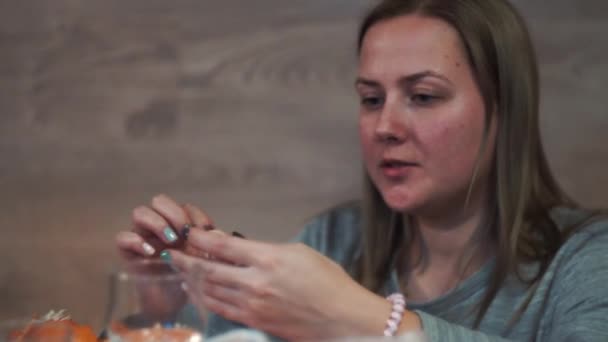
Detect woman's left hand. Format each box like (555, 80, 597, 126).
(167, 229, 391, 341)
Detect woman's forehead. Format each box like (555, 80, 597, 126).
(358, 15, 468, 79)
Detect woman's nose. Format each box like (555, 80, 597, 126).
(374, 104, 409, 144)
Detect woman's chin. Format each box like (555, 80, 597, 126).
(381, 190, 420, 212)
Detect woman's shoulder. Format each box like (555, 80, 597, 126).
(292, 200, 363, 265)
(539, 207, 608, 326)
(549, 206, 608, 278)
(551, 206, 608, 240)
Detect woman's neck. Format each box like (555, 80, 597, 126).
(414, 205, 488, 264)
(403, 189, 494, 301)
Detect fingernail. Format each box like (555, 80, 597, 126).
(142, 242, 156, 256)
(231, 231, 245, 239)
(181, 225, 191, 240)
(203, 224, 215, 231)
(163, 227, 178, 243)
(160, 250, 172, 263)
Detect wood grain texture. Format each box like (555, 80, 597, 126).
(0, 0, 606, 328)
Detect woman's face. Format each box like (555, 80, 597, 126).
(357, 15, 496, 216)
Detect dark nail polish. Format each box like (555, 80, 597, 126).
(232, 231, 245, 239)
(182, 224, 191, 240)
(203, 224, 215, 231)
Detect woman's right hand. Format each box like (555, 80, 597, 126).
(115, 194, 217, 261)
(114, 194, 224, 320)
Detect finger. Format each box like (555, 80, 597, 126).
(132, 205, 179, 245)
(201, 279, 244, 308)
(201, 292, 245, 325)
(182, 229, 227, 259)
(183, 229, 230, 261)
(187, 229, 267, 267)
(132, 227, 167, 256)
(187, 228, 228, 243)
(150, 194, 191, 237)
(169, 250, 245, 289)
(165, 249, 199, 273)
(116, 231, 157, 258)
(182, 203, 214, 230)
(209, 229, 229, 237)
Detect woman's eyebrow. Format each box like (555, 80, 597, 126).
(355, 70, 452, 89)
(398, 70, 453, 87)
(354, 77, 381, 88)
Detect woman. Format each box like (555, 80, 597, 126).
(116, 0, 608, 341)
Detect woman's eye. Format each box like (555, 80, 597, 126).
(361, 96, 384, 109)
(411, 93, 438, 105)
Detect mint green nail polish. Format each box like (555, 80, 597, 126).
(160, 250, 172, 263)
(163, 227, 178, 243)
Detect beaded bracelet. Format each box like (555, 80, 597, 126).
(383, 293, 406, 337)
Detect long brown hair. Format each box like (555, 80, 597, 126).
(353, 0, 581, 329)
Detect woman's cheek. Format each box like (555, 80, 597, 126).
(427, 122, 485, 185)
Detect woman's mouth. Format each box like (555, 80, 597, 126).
(379, 159, 418, 178)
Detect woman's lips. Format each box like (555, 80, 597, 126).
(379, 159, 418, 178)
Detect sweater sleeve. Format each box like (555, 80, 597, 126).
(415, 311, 512, 342)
